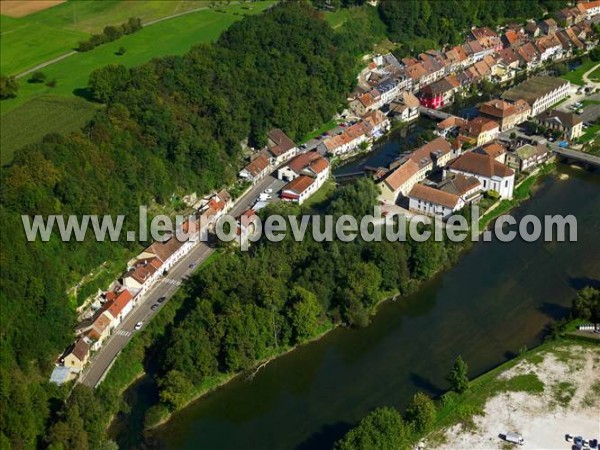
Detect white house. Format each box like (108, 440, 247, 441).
(502, 76, 570, 116)
(408, 184, 465, 219)
(238, 152, 271, 183)
(447, 152, 515, 199)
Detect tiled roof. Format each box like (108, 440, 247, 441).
(287, 152, 321, 173)
(267, 128, 296, 157)
(460, 117, 499, 137)
(70, 338, 89, 362)
(244, 153, 270, 177)
(439, 174, 482, 196)
(383, 159, 420, 191)
(409, 184, 461, 209)
(537, 109, 583, 127)
(449, 152, 514, 178)
(106, 289, 133, 318)
(479, 142, 508, 159)
(282, 175, 314, 195)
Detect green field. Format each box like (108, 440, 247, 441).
(562, 60, 600, 86)
(1, 95, 100, 164)
(1, 1, 215, 76)
(1, 1, 275, 164)
(590, 66, 600, 83)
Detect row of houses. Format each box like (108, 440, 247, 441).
(317, 110, 391, 157)
(375, 132, 553, 220)
(239, 128, 299, 184)
(433, 76, 575, 150)
(355, 7, 597, 116)
(51, 190, 235, 384)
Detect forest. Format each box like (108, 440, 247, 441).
(0, 3, 380, 448)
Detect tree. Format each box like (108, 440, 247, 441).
(571, 286, 600, 322)
(0, 75, 19, 99)
(287, 286, 323, 343)
(158, 370, 194, 410)
(88, 64, 130, 103)
(446, 355, 469, 394)
(116, 46, 126, 56)
(29, 71, 47, 83)
(405, 392, 436, 434)
(334, 407, 410, 450)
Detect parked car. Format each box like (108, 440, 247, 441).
(150, 304, 159, 311)
(265, 188, 273, 194)
(157, 296, 167, 303)
(575, 436, 584, 448)
(134, 322, 143, 331)
(504, 432, 524, 446)
(189, 263, 197, 269)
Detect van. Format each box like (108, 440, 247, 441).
(505, 432, 525, 445)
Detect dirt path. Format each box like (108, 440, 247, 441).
(582, 63, 600, 87)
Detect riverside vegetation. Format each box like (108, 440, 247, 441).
(333, 286, 600, 450)
(0, 0, 573, 448)
(0, 4, 384, 448)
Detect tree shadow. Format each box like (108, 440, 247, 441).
(294, 421, 353, 450)
(537, 301, 570, 321)
(569, 276, 600, 291)
(72, 87, 94, 101)
(409, 371, 443, 397)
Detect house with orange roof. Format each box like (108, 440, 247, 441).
(238, 152, 271, 184)
(478, 98, 531, 132)
(86, 312, 113, 350)
(459, 117, 500, 147)
(576, 0, 600, 20)
(280, 175, 317, 205)
(379, 159, 421, 202)
(104, 289, 134, 325)
(408, 183, 465, 219)
(447, 152, 515, 199)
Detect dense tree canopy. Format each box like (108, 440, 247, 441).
(0, 3, 382, 447)
(334, 407, 410, 450)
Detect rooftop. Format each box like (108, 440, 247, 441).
(409, 184, 461, 209)
(449, 152, 514, 178)
(502, 76, 568, 105)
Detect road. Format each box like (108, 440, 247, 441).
(79, 170, 286, 387)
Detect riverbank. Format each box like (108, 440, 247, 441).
(425, 334, 600, 449)
(479, 161, 557, 229)
(111, 164, 557, 438)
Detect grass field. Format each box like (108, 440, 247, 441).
(562, 60, 600, 86)
(1, 1, 275, 164)
(1, 95, 101, 164)
(589, 66, 600, 83)
(1, 1, 215, 76)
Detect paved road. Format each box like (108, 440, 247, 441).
(79, 170, 285, 387)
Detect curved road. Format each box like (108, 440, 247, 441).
(79, 172, 281, 387)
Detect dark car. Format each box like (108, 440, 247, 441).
(189, 263, 197, 269)
(157, 296, 166, 303)
(151, 304, 159, 311)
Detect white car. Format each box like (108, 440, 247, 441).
(265, 188, 273, 194)
(134, 322, 143, 331)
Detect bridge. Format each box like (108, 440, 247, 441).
(333, 170, 366, 182)
(551, 146, 600, 169)
(418, 106, 461, 121)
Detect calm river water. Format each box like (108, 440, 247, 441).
(118, 164, 600, 450)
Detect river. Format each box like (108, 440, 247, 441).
(114, 163, 599, 450)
